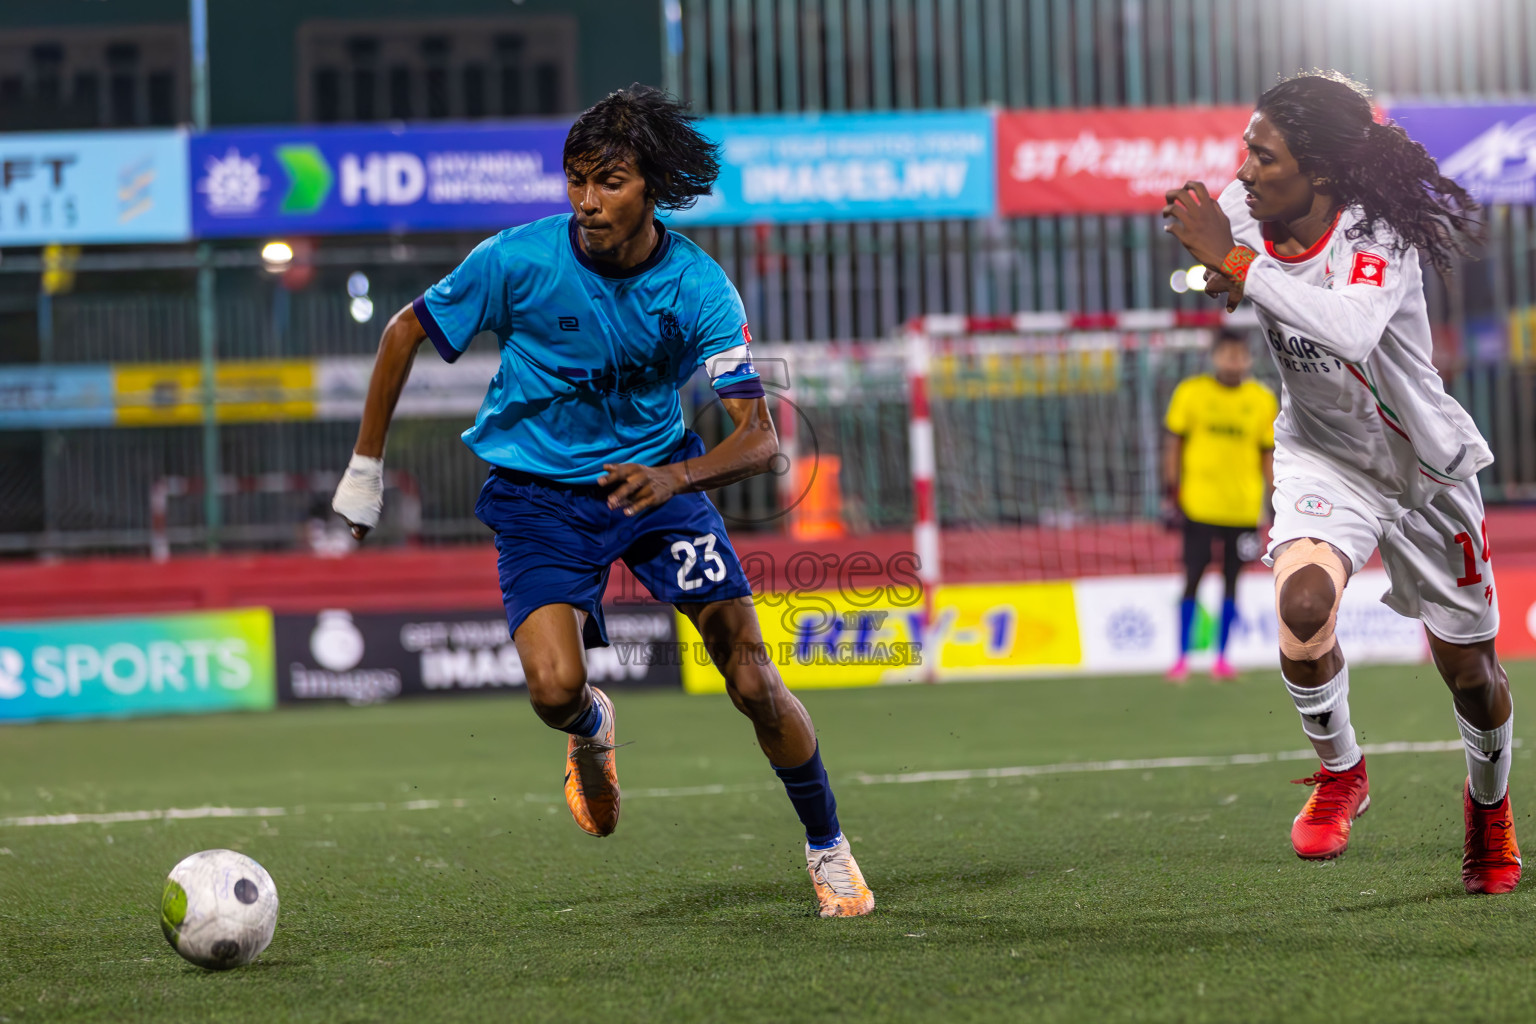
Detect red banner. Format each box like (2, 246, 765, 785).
(1496, 566, 1536, 659)
(996, 106, 1253, 216)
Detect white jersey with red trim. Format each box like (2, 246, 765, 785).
(1218, 180, 1492, 515)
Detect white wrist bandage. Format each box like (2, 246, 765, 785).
(332, 453, 385, 529)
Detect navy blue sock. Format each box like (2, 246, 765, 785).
(1217, 598, 1239, 655)
(562, 699, 603, 737)
(1178, 598, 1197, 655)
(772, 745, 841, 847)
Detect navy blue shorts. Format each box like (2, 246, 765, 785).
(474, 431, 754, 649)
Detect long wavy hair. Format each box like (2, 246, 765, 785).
(1257, 72, 1482, 270)
(563, 84, 719, 211)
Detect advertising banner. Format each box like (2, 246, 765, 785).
(1388, 104, 1536, 206)
(0, 356, 502, 430)
(273, 605, 680, 705)
(1494, 566, 1536, 659)
(114, 360, 317, 426)
(190, 123, 570, 238)
(670, 110, 995, 225)
(995, 107, 1251, 216)
(1073, 570, 1429, 675)
(0, 129, 190, 245)
(676, 581, 1080, 693)
(0, 608, 275, 723)
(0, 365, 116, 429)
(314, 354, 498, 421)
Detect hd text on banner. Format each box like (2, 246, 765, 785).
(190, 122, 571, 238)
(669, 110, 996, 225)
(995, 106, 1251, 216)
(0, 129, 190, 245)
(0, 608, 276, 723)
(1388, 104, 1536, 207)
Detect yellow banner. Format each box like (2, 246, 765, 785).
(677, 581, 1082, 693)
(114, 361, 316, 426)
(931, 349, 1119, 398)
(1511, 308, 1536, 365)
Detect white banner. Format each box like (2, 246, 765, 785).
(1073, 570, 1429, 676)
(315, 354, 498, 420)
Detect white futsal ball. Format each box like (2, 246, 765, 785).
(160, 849, 279, 970)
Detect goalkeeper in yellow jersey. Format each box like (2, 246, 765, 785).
(1163, 327, 1278, 682)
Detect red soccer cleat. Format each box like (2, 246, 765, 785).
(1290, 758, 1370, 860)
(1463, 782, 1521, 895)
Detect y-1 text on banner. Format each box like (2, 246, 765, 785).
(669, 110, 995, 225)
(0, 608, 275, 723)
(996, 107, 1251, 216)
(191, 123, 570, 238)
(676, 582, 1080, 693)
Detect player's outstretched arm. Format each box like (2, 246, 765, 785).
(332, 303, 429, 540)
(600, 396, 778, 517)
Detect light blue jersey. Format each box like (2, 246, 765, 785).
(413, 214, 762, 483)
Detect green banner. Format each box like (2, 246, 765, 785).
(0, 608, 276, 723)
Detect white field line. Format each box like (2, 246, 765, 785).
(0, 797, 469, 829)
(0, 738, 1504, 829)
(849, 739, 1506, 786)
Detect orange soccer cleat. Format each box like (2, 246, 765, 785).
(1463, 782, 1521, 895)
(563, 687, 620, 837)
(1290, 758, 1370, 860)
(806, 837, 875, 918)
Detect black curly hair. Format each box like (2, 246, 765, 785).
(1257, 72, 1482, 271)
(563, 84, 720, 212)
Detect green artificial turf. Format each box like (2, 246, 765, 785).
(2, 662, 1534, 1023)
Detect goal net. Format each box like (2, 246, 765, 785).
(760, 309, 1266, 588)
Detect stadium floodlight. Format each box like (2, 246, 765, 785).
(1169, 268, 1190, 293)
(349, 295, 375, 323)
(261, 241, 294, 272)
(347, 272, 370, 298)
(1185, 264, 1208, 291)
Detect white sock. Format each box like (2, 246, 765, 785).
(1456, 710, 1513, 806)
(1285, 665, 1362, 772)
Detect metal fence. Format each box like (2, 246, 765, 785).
(4, 0, 1536, 556)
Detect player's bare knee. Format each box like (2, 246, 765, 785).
(1439, 646, 1505, 696)
(523, 657, 587, 719)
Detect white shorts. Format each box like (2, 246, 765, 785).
(1266, 469, 1499, 644)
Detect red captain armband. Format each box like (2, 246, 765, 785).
(1220, 245, 1258, 284)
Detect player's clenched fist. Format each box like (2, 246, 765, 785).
(1162, 180, 1237, 270)
(332, 453, 385, 539)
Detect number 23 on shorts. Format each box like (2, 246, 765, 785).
(672, 533, 727, 591)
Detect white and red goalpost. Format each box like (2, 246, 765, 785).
(900, 309, 1252, 670)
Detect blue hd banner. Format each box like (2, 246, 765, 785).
(669, 110, 995, 225)
(1390, 103, 1536, 206)
(190, 122, 571, 237)
(0, 130, 190, 244)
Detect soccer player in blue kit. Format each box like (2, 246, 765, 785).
(331, 85, 873, 918)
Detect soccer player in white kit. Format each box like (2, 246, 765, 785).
(1163, 72, 1519, 894)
